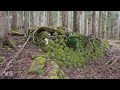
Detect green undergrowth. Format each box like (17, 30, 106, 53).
(29, 26, 109, 68)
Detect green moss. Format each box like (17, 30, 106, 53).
(37, 48, 43, 53)
(58, 70, 69, 79)
(45, 45, 54, 52)
(58, 30, 65, 35)
(28, 56, 45, 74)
(7, 35, 17, 49)
(11, 30, 24, 36)
(46, 52, 55, 59)
(0, 56, 5, 64)
(30, 27, 109, 68)
(49, 76, 59, 79)
(49, 39, 55, 46)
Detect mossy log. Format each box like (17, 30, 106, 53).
(11, 30, 24, 36)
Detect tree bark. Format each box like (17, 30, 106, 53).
(47, 11, 53, 26)
(56, 11, 61, 27)
(104, 11, 108, 39)
(73, 11, 80, 32)
(0, 11, 16, 49)
(117, 11, 120, 39)
(11, 11, 17, 31)
(92, 11, 97, 37)
(62, 11, 68, 29)
(98, 11, 102, 38)
(84, 17, 88, 36)
(24, 11, 29, 35)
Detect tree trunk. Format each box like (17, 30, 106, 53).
(56, 11, 61, 27)
(98, 11, 102, 38)
(47, 11, 53, 26)
(81, 11, 85, 34)
(104, 11, 108, 39)
(92, 11, 97, 37)
(31, 11, 36, 26)
(0, 11, 16, 49)
(84, 17, 88, 36)
(68, 11, 72, 32)
(73, 11, 80, 32)
(24, 11, 29, 35)
(62, 11, 68, 29)
(11, 11, 17, 31)
(117, 11, 120, 39)
(96, 11, 99, 37)
(17, 11, 24, 29)
(36, 11, 40, 26)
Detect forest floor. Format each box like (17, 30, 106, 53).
(0, 36, 120, 79)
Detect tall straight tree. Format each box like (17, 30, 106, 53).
(0, 11, 7, 48)
(6, 11, 11, 31)
(47, 11, 53, 26)
(56, 11, 61, 27)
(84, 17, 88, 36)
(96, 11, 99, 37)
(28, 11, 31, 28)
(92, 11, 97, 37)
(17, 11, 24, 29)
(62, 11, 68, 29)
(24, 11, 29, 35)
(81, 11, 85, 34)
(36, 11, 40, 26)
(98, 11, 102, 38)
(117, 11, 120, 39)
(73, 11, 80, 32)
(11, 11, 17, 30)
(31, 11, 37, 26)
(68, 11, 72, 32)
(103, 11, 108, 39)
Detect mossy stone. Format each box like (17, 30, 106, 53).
(29, 56, 45, 74)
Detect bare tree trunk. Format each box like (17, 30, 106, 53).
(56, 11, 61, 27)
(92, 11, 97, 37)
(73, 11, 80, 32)
(31, 11, 36, 26)
(84, 17, 88, 36)
(0, 11, 16, 49)
(104, 11, 108, 39)
(28, 11, 31, 29)
(17, 11, 24, 29)
(7, 11, 11, 31)
(11, 11, 17, 31)
(36, 11, 40, 26)
(0, 11, 7, 38)
(47, 11, 53, 26)
(117, 11, 120, 39)
(81, 11, 85, 34)
(96, 11, 99, 37)
(90, 13, 92, 35)
(62, 11, 68, 29)
(24, 11, 29, 35)
(98, 11, 102, 38)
